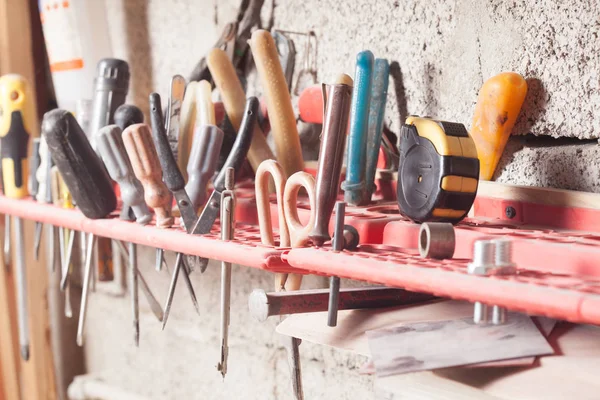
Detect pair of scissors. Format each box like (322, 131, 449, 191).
(255, 159, 316, 291)
(255, 158, 315, 400)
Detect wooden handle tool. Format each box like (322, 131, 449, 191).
(207, 48, 275, 171)
(250, 30, 304, 178)
(122, 123, 174, 228)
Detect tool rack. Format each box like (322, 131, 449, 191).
(3, 174, 600, 326)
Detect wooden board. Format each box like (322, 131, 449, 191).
(366, 313, 553, 376)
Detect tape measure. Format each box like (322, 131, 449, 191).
(396, 116, 479, 224)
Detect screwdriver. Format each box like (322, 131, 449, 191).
(97, 124, 153, 346)
(165, 75, 186, 163)
(30, 137, 41, 260)
(185, 125, 224, 210)
(34, 137, 56, 270)
(343, 50, 374, 206)
(122, 123, 200, 325)
(42, 109, 117, 346)
(50, 167, 75, 318)
(217, 168, 235, 377)
(0, 74, 35, 360)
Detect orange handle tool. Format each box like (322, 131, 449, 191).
(470, 72, 527, 180)
(250, 30, 304, 178)
(122, 123, 174, 228)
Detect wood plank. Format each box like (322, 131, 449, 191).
(0, 218, 21, 400)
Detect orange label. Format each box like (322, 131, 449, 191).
(50, 59, 84, 72)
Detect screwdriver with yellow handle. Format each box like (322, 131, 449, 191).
(470, 72, 528, 180)
(0, 74, 35, 360)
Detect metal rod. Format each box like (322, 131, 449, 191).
(250, 287, 437, 322)
(129, 242, 139, 346)
(327, 201, 345, 327)
(4, 214, 10, 268)
(33, 221, 42, 261)
(77, 233, 96, 347)
(14, 217, 29, 360)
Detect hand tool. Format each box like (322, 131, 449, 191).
(188, 0, 264, 84)
(0, 74, 35, 360)
(165, 75, 186, 163)
(113, 240, 164, 323)
(97, 124, 154, 345)
(327, 202, 346, 327)
(364, 59, 390, 203)
(188, 97, 256, 236)
(195, 80, 215, 127)
(50, 167, 76, 318)
(43, 109, 117, 218)
(114, 104, 145, 132)
(471, 72, 528, 180)
(185, 125, 224, 210)
(217, 168, 235, 377)
(255, 159, 316, 400)
(42, 109, 118, 346)
(30, 137, 41, 261)
(113, 104, 146, 220)
(308, 77, 353, 246)
(418, 222, 455, 260)
(207, 48, 275, 172)
(250, 287, 437, 322)
(396, 116, 479, 223)
(161, 98, 256, 326)
(177, 81, 198, 179)
(88, 58, 130, 150)
(342, 50, 374, 206)
(271, 30, 296, 91)
(33, 137, 54, 264)
(250, 30, 304, 178)
(122, 123, 200, 326)
(150, 93, 203, 275)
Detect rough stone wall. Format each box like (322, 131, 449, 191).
(78, 0, 600, 399)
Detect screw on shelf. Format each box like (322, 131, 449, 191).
(467, 240, 495, 324)
(505, 206, 516, 219)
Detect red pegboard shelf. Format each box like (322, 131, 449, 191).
(4, 177, 600, 326)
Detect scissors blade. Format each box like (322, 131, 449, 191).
(191, 189, 222, 235)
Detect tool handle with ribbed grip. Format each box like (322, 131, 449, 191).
(212, 97, 257, 192)
(186, 125, 224, 209)
(207, 48, 275, 171)
(42, 109, 116, 218)
(114, 104, 144, 131)
(309, 79, 353, 246)
(122, 123, 173, 228)
(343, 50, 374, 206)
(249, 30, 303, 178)
(149, 93, 186, 192)
(0, 74, 35, 199)
(97, 125, 152, 225)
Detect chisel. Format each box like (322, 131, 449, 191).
(0, 74, 35, 360)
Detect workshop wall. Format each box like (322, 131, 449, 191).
(80, 0, 600, 399)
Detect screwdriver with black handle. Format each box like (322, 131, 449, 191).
(122, 123, 200, 324)
(0, 74, 35, 360)
(42, 109, 117, 347)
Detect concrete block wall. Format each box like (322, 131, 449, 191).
(75, 0, 600, 399)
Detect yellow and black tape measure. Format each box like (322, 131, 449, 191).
(396, 116, 479, 224)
